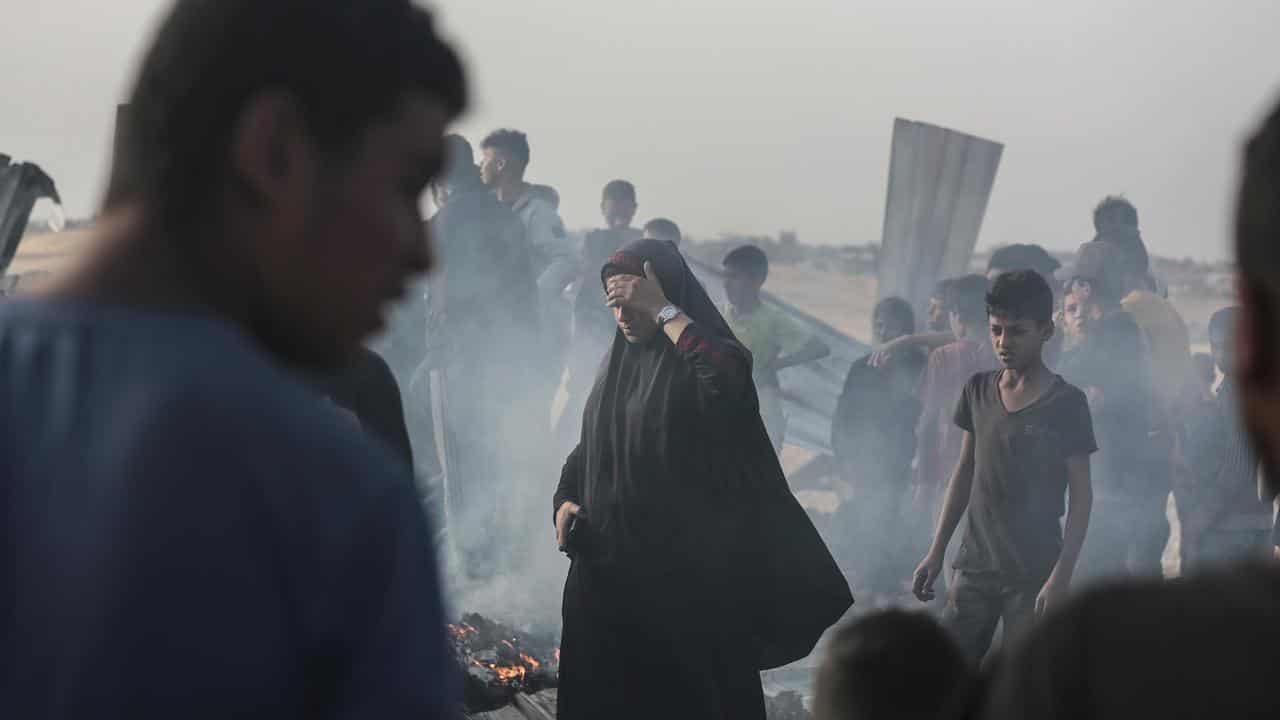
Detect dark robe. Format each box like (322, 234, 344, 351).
(553, 239, 853, 720)
(830, 353, 922, 591)
(427, 185, 545, 577)
(305, 347, 414, 469)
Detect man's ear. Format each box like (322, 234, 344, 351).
(229, 91, 315, 209)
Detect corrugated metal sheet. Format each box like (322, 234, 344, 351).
(877, 118, 1003, 313)
(0, 158, 60, 278)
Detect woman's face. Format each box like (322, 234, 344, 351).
(614, 303, 659, 343)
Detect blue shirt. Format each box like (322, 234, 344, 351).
(0, 301, 455, 718)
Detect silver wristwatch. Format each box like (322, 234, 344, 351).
(655, 304, 682, 327)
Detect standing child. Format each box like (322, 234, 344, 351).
(913, 271, 1096, 664)
(1182, 307, 1274, 569)
(721, 245, 830, 451)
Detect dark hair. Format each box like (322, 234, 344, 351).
(106, 0, 466, 222)
(813, 611, 974, 720)
(1071, 240, 1126, 305)
(946, 274, 991, 328)
(723, 245, 769, 280)
(1210, 307, 1240, 341)
(480, 129, 531, 170)
(440, 133, 476, 186)
(1237, 103, 1280, 377)
(932, 277, 956, 301)
(1094, 195, 1140, 232)
(602, 179, 637, 204)
(643, 218, 681, 246)
(987, 270, 1054, 325)
(874, 297, 916, 334)
(988, 244, 1062, 280)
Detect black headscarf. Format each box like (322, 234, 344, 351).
(573, 238, 852, 669)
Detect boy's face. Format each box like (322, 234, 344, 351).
(927, 295, 949, 332)
(601, 195, 637, 230)
(723, 266, 763, 308)
(1062, 286, 1102, 340)
(873, 310, 910, 345)
(478, 147, 509, 187)
(990, 312, 1052, 370)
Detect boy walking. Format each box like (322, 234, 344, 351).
(913, 271, 1096, 663)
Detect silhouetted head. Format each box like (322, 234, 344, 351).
(944, 274, 990, 339)
(104, 0, 466, 369)
(987, 244, 1061, 285)
(928, 278, 956, 332)
(1093, 195, 1139, 234)
(601, 179, 637, 230)
(1235, 100, 1280, 498)
(722, 245, 768, 309)
(873, 296, 915, 345)
(432, 134, 479, 206)
(814, 610, 976, 720)
(642, 218, 682, 247)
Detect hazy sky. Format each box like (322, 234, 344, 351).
(6, 0, 1280, 260)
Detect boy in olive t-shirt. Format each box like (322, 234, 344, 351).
(913, 271, 1097, 664)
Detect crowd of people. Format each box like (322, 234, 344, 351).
(6, 1, 1280, 719)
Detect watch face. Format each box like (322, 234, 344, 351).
(659, 306, 678, 323)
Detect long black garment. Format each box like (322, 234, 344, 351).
(303, 347, 414, 469)
(554, 239, 852, 720)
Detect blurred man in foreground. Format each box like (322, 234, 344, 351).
(2, 1, 466, 717)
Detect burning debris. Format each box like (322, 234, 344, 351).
(449, 613, 559, 711)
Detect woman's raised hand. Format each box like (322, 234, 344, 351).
(605, 261, 670, 319)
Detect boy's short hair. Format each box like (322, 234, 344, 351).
(932, 277, 956, 301)
(602, 179, 636, 204)
(723, 245, 769, 281)
(874, 296, 916, 334)
(1210, 307, 1240, 341)
(643, 218, 681, 246)
(946, 274, 991, 328)
(480, 129, 531, 169)
(1094, 195, 1140, 232)
(106, 0, 466, 223)
(813, 610, 975, 720)
(987, 270, 1055, 325)
(440, 134, 475, 184)
(988, 244, 1062, 281)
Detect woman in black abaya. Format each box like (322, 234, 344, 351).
(553, 238, 852, 720)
